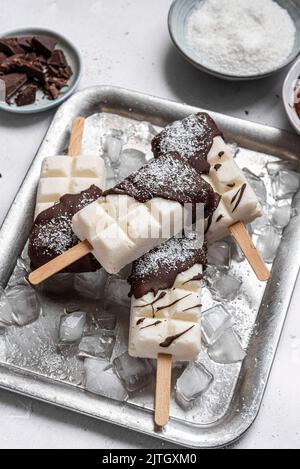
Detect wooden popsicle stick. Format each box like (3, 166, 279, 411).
(229, 221, 270, 282)
(154, 353, 172, 429)
(28, 240, 92, 286)
(68, 116, 85, 156)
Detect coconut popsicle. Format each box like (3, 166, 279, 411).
(34, 116, 106, 218)
(71, 152, 218, 275)
(151, 112, 262, 243)
(128, 234, 206, 361)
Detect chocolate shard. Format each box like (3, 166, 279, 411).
(16, 84, 37, 106)
(28, 185, 103, 273)
(32, 35, 58, 57)
(128, 234, 207, 299)
(0, 38, 24, 56)
(152, 113, 223, 174)
(17, 36, 34, 52)
(0, 73, 27, 100)
(48, 49, 68, 68)
(0, 54, 44, 81)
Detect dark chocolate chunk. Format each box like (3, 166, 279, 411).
(214, 164, 222, 171)
(0, 73, 27, 100)
(16, 84, 37, 106)
(17, 36, 34, 52)
(0, 55, 44, 81)
(0, 38, 24, 56)
(32, 35, 58, 57)
(48, 49, 68, 68)
(152, 113, 223, 174)
(28, 185, 102, 273)
(128, 234, 207, 299)
(105, 152, 220, 219)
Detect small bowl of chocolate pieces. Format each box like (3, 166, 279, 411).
(0, 27, 82, 113)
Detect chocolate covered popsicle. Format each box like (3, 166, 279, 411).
(128, 234, 206, 361)
(72, 152, 218, 274)
(29, 185, 102, 273)
(152, 113, 262, 243)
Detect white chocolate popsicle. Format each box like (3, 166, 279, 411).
(72, 153, 218, 274)
(128, 236, 205, 361)
(152, 113, 262, 243)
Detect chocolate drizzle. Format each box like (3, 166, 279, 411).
(140, 320, 162, 330)
(183, 274, 203, 285)
(156, 293, 192, 312)
(182, 303, 202, 312)
(105, 152, 219, 219)
(231, 183, 247, 213)
(214, 164, 222, 171)
(28, 185, 102, 273)
(159, 325, 195, 348)
(135, 291, 167, 317)
(218, 151, 225, 157)
(136, 318, 145, 326)
(128, 234, 207, 299)
(216, 214, 224, 222)
(227, 183, 236, 188)
(151, 113, 222, 175)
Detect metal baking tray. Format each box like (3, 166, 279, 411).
(0, 86, 300, 448)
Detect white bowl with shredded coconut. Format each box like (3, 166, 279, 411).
(168, 0, 300, 80)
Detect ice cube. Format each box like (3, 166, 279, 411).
(133, 121, 158, 142)
(89, 310, 117, 331)
(104, 276, 131, 308)
(84, 358, 127, 401)
(208, 328, 246, 364)
(202, 305, 232, 345)
(113, 351, 153, 393)
(118, 149, 147, 181)
(175, 362, 213, 409)
(211, 274, 242, 301)
(0, 287, 14, 327)
(243, 168, 267, 204)
(228, 238, 244, 263)
(59, 312, 86, 343)
(251, 208, 270, 235)
(207, 241, 231, 269)
(7, 258, 30, 289)
(272, 170, 300, 200)
(117, 263, 133, 280)
(105, 135, 123, 166)
(266, 160, 300, 177)
(256, 226, 281, 263)
(73, 270, 108, 299)
(78, 332, 115, 360)
(270, 201, 292, 229)
(6, 285, 41, 326)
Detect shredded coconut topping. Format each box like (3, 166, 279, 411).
(158, 114, 213, 158)
(132, 234, 204, 279)
(186, 0, 296, 77)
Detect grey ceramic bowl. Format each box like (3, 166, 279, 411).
(0, 27, 82, 114)
(168, 0, 300, 81)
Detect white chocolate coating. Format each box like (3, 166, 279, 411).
(35, 155, 106, 218)
(129, 264, 202, 361)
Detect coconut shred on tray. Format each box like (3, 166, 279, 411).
(186, 0, 296, 77)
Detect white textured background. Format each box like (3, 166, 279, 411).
(0, 0, 299, 449)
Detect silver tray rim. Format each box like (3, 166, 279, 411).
(0, 85, 300, 449)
